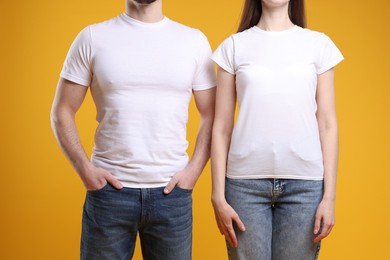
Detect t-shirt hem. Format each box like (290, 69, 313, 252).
(226, 173, 324, 181)
(91, 158, 186, 189)
(193, 81, 217, 91)
(119, 182, 169, 189)
(211, 56, 235, 75)
(60, 72, 90, 87)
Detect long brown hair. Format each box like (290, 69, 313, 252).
(237, 0, 306, 32)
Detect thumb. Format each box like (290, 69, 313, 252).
(233, 213, 246, 232)
(164, 177, 178, 194)
(105, 172, 123, 190)
(314, 214, 322, 235)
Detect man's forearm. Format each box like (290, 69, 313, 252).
(185, 115, 214, 179)
(51, 109, 91, 175)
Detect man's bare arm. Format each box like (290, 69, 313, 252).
(50, 78, 122, 191)
(164, 87, 216, 193)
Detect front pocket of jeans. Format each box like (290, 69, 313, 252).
(174, 186, 193, 194)
(226, 178, 253, 189)
(87, 183, 110, 194)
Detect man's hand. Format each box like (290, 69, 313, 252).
(163, 88, 216, 194)
(81, 164, 123, 191)
(163, 168, 198, 194)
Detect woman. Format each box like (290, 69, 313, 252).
(211, 0, 343, 259)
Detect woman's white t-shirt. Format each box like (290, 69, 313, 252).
(212, 25, 343, 180)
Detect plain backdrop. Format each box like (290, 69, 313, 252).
(1, 0, 389, 259)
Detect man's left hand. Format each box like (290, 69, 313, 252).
(164, 168, 198, 194)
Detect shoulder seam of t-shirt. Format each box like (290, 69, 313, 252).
(212, 56, 235, 74)
(192, 30, 216, 90)
(89, 25, 95, 78)
(88, 25, 94, 59)
(231, 35, 236, 73)
(59, 25, 93, 87)
(317, 56, 344, 74)
(211, 36, 235, 75)
(195, 29, 206, 61)
(317, 33, 344, 74)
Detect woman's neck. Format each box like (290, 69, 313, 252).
(257, 2, 294, 31)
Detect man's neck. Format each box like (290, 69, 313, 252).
(125, 0, 164, 23)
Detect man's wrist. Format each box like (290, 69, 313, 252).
(184, 162, 202, 178)
(75, 160, 94, 177)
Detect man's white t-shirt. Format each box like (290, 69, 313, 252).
(61, 13, 216, 188)
(212, 25, 343, 180)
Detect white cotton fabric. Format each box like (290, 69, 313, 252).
(60, 13, 216, 188)
(212, 25, 343, 180)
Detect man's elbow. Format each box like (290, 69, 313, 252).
(50, 105, 73, 129)
(200, 109, 215, 125)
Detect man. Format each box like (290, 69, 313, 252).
(50, 0, 216, 259)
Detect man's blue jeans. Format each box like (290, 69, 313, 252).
(225, 178, 323, 260)
(80, 184, 192, 260)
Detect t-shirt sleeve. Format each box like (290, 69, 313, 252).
(192, 31, 217, 91)
(316, 34, 344, 74)
(211, 36, 235, 75)
(60, 26, 93, 87)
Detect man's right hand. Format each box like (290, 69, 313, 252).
(51, 79, 124, 192)
(80, 164, 123, 191)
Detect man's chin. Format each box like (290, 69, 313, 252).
(133, 0, 157, 4)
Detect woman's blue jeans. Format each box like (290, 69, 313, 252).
(80, 184, 193, 260)
(225, 178, 323, 260)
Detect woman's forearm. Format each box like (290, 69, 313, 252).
(211, 130, 232, 204)
(211, 67, 236, 205)
(319, 123, 339, 201)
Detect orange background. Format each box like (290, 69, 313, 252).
(1, 0, 389, 259)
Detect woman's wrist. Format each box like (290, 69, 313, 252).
(322, 194, 336, 202)
(211, 194, 227, 207)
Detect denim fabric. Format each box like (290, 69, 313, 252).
(225, 178, 323, 260)
(81, 184, 192, 260)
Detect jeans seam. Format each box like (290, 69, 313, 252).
(314, 242, 321, 260)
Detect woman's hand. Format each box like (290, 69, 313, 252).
(313, 198, 335, 243)
(212, 199, 246, 248)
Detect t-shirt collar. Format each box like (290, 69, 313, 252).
(120, 12, 169, 27)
